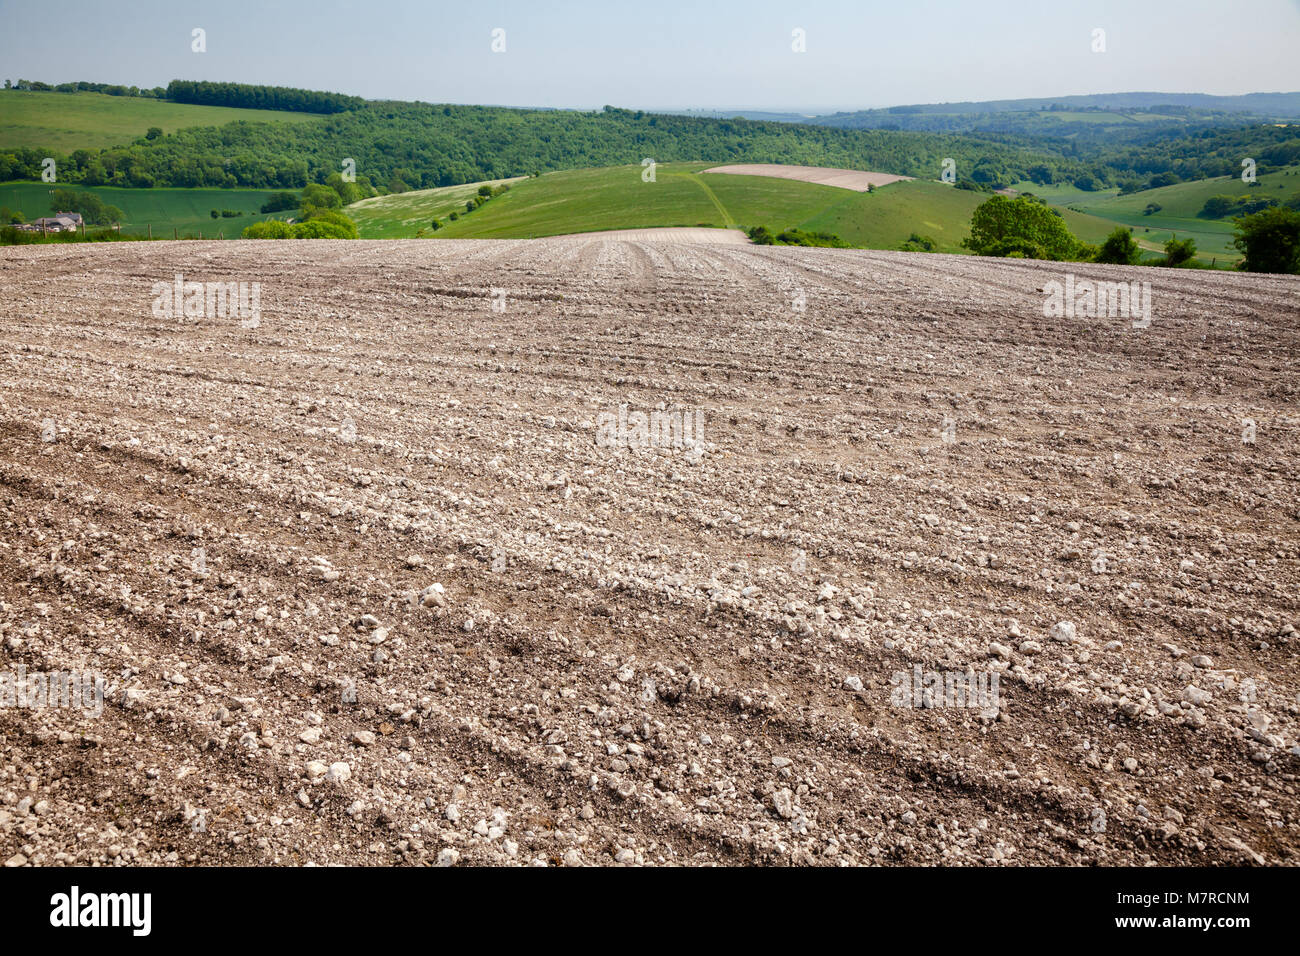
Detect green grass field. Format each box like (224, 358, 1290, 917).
(417, 164, 736, 239)
(797, 180, 980, 252)
(0, 181, 295, 237)
(0, 90, 323, 151)
(1010, 166, 1300, 263)
(1027, 110, 1170, 125)
(362, 163, 1144, 256)
(367, 164, 1014, 252)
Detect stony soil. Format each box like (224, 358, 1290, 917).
(0, 237, 1297, 867)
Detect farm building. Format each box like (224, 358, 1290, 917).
(21, 212, 84, 232)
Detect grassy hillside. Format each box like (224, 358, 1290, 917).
(796, 180, 979, 252)
(365, 163, 1127, 254)
(0, 90, 323, 151)
(345, 166, 920, 251)
(394, 163, 894, 241)
(423, 164, 739, 239)
(1012, 165, 1300, 262)
(349, 178, 527, 238)
(0, 181, 294, 237)
(355, 163, 1153, 254)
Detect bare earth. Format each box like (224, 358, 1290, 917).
(702, 163, 913, 190)
(1, 238, 1298, 868)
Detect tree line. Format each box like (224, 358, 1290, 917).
(6, 79, 167, 97)
(0, 99, 1087, 191)
(6, 79, 364, 114)
(4, 80, 1295, 197)
(164, 80, 364, 114)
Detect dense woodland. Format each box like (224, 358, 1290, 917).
(0, 90, 1065, 190)
(6, 78, 360, 112)
(164, 80, 364, 114)
(2, 82, 1298, 197)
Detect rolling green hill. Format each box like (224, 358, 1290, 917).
(796, 180, 979, 251)
(1011, 165, 1300, 262)
(384, 163, 920, 242)
(809, 92, 1300, 144)
(0, 90, 323, 152)
(410, 164, 737, 239)
(0, 181, 295, 237)
(355, 163, 1130, 254)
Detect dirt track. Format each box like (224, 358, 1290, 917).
(1, 237, 1297, 867)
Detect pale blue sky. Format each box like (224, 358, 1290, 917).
(1, 0, 1297, 112)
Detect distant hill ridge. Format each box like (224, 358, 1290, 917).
(818, 91, 1300, 119)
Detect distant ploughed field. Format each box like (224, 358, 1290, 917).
(702, 163, 913, 190)
(1, 237, 1297, 867)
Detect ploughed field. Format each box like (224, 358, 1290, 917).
(0, 237, 1297, 867)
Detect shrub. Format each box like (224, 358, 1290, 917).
(299, 209, 358, 238)
(241, 220, 293, 239)
(1200, 195, 1237, 219)
(260, 192, 298, 214)
(746, 225, 844, 247)
(301, 183, 341, 210)
(1163, 237, 1197, 267)
(985, 238, 1046, 259)
(1094, 227, 1142, 265)
(1233, 207, 1300, 274)
(774, 228, 845, 247)
(899, 233, 937, 252)
(290, 219, 354, 238)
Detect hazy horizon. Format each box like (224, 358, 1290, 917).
(2, 0, 1298, 113)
